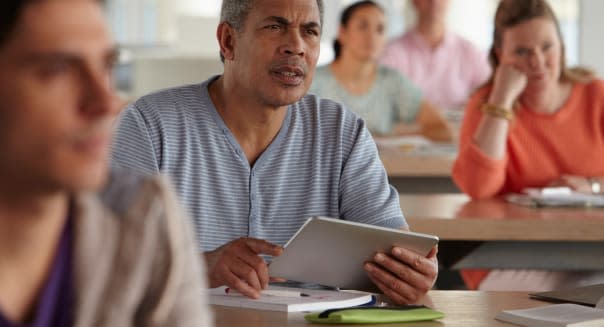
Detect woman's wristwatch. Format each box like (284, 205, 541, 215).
(588, 177, 601, 194)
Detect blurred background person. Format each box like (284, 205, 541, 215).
(453, 0, 604, 291)
(0, 0, 211, 325)
(380, 0, 490, 111)
(311, 0, 452, 141)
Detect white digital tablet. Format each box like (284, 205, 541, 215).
(268, 216, 439, 292)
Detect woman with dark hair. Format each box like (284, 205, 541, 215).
(453, 0, 604, 291)
(310, 1, 452, 141)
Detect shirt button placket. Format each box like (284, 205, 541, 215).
(249, 170, 257, 236)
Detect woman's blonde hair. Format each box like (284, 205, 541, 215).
(489, 0, 593, 84)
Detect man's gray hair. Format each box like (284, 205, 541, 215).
(219, 0, 324, 62)
(220, 0, 324, 31)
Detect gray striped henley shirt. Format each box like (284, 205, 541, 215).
(111, 76, 406, 252)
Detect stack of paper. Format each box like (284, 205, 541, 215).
(374, 136, 457, 156)
(374, 135, 432, 150)
(506, 187, 604, 207)
(497, 285, 604, 326)
(495, 303, 604, 326)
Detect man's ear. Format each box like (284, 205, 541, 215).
(217, 22, 236, 61)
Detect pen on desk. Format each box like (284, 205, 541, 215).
(224, 287, 310, 298)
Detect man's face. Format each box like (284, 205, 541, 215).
(225, 0, 321, 108)
(0, 0, 119, 194)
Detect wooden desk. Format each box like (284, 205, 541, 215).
(380, 150, 454, 177)
(400, 194, 604, 241)
(399, 194, 604, 271)
(378, 145, 459, 193)
(374, 134, 457, 176)
(213, 291, 548, 326)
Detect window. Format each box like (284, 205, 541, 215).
(105, 0, 162, 45)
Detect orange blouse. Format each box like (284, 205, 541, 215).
(454, 79, 604, 289)
(453, 79, 604, 199)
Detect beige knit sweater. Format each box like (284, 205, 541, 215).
(70, 169, 212, 326)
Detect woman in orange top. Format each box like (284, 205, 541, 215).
(453, 0, 604, 291)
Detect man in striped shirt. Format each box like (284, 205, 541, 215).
(112, 0, 438, 305)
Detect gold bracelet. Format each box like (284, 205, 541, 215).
(480, 103, 514, 120)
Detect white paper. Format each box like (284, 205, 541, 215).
(496, 303, 604, 327)
(506, 188, 604, 207)
(208, 285, 373, 312)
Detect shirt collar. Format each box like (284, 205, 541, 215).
(408, 27, 453, 52)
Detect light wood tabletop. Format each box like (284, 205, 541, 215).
(380, 151, 455, 177)
(212, 291, 548, 327)
(379, 146, 455, 177)
(400, 194, 604, 241)
(374, 136, 457, 178)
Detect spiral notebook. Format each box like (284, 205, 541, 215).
(209, 285, 373, 312)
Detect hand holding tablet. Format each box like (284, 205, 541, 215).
(268, 217, 439, 292)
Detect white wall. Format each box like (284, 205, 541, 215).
(447, 0, 497, 52)
(579, 0, 604, 76)
(175, 16, 220, 57)
(131, 54, 223, 97)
